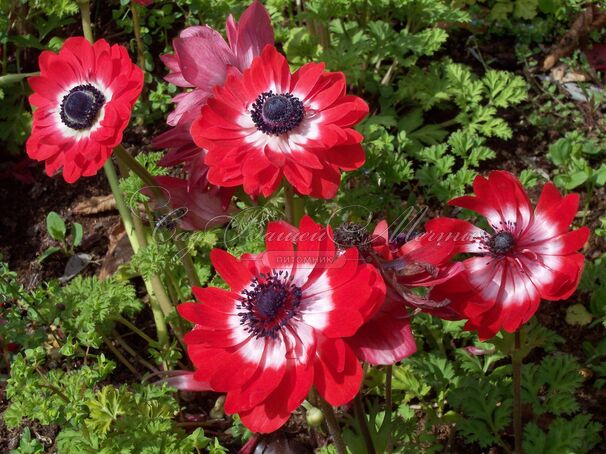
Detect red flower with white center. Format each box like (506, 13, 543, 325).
(343, 221, 462, 365)
(178, 216, 385, 432)
(26, 37, 143, 183)
(153, 1, 273, 211)
(426, 171, 589, 340)
(191, 45, 369, 199)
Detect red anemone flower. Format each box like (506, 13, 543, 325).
(26, 37, 143, 183)
(345, 221, 461, 365)
(178, 216, 385, 432)
(427, 171, 589, 340)
(132, 0, 152, 6)
(191, 45, 369, 199)
(153, 1, 273, 213)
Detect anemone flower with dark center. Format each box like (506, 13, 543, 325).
(190, 45, 369, 199)
(178, 216, 385, 432)
(426, 170, 590, 340)
(26, 37, 143, 183)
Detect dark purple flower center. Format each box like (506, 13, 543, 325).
(251, 91, 304, 135)
(238, 270, 302, 339)
(489, 231, 516, 255)
(60, 84, 105, 130)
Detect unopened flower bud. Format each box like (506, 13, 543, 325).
(306, 406, 324, 427)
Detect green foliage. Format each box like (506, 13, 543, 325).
(120, 152, 171, 210)
(5, 346, 224, 453)
(0, 259, 58, 350)
(523, 414, 602, 454)
(414, 130, 496, 200)
(579, 254, 606, 326)
(53, 276, 141, 348)
(10, 427, 45, 454)
(582, 337, 606, 389)
(548, 131, 606, 191)
(56, 384, 213, 453)
(131, 242, 179, 281)
(22, 0, 78, 18)
(459, 0, 584, 23)
(39, 211, 83, 261)
(522, 354, 583, 416)
(5, 348, 115, 428)
(450, 376, 512, 448)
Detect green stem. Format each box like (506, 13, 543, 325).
(115, 315, 157, 345)
(316, 391, 347, 454)
(513, 330, 523, 454)
(114, 145, 158, 192)
(77, 0, 94, 43)
(115, 145, 201, 288)
(385, 365, 394, 453)
(284, 184, 305, 225)
(112, 330, 159, 373)
(131, 4, 146, 73)
(175, 236, 201, 287)
(103, 160, 140, 252)
(101, 332, 142, 379)
(0, 72, 39, 86)
(35, 367, 70, 403)
(353, 394, 376, 454)
(115, 157, 170, 346)
(582, 179, 594, 225)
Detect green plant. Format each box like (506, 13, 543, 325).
(579, 254, 606, 327)
(38, 211, 84, 262)
(52, 276, 142, 348)
(548, 131, 606, 191)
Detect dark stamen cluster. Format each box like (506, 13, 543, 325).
(60, 84, 105, 130)
(333, 222, 372, 254)
(238, 270, 302, 339)
(488, 231, 516, 254)
(477, 220, 518, 256)
(250, 91, 304, 135)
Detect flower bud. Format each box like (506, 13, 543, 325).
(306, 406, 324, 427)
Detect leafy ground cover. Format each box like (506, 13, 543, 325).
(1, 0, 606, 453)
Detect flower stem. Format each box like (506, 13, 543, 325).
(100, 331, 142, 379)
(112, 330, 159, 373)
(103, 159, 140, 247)
(353, 394, 376, 454)
(0, 72, 39, 86)
(77, 0, 94, 43)
(115, 145, 201, 288)
(114, 145, 158, 192)
(284, 184, 305, 225)
(114, 157, 170, 346)
(385, 365, 394, 453)
(131, 4, 146, 73)
(513, 330, 523, 454)
(175, 237, 201, 288)
(315, 392, 347, 454)
(115, 315, 157, 346)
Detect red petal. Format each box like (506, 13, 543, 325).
(314, 337, 362, 406)
(210, 249, 254, 292)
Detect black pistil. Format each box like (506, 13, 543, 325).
(238, 270, 302, 339)
(60, 84, 105, 130)
(488, 231, 516, 255)
(251, 91, 304, 135)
